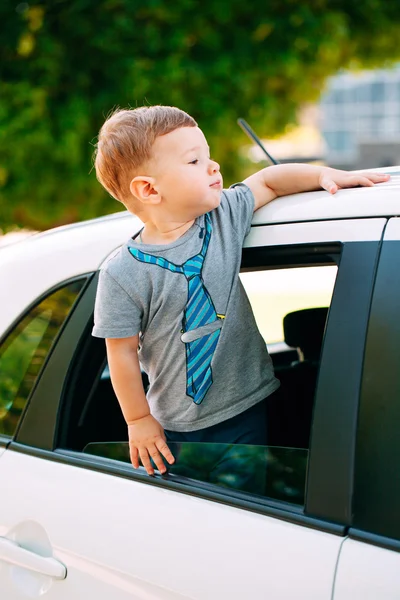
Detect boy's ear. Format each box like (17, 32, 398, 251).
(129, 176, 160, 204)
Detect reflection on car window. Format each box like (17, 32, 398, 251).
(83, 441, 308, 506)
(0, 279, 86, 437)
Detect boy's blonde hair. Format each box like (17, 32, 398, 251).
(94, 105, 197, 203)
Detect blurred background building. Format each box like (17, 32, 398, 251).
(320, 64, 400, 170)
(251, 64, 400, 170)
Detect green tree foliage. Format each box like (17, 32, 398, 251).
(1, 0, 400, 230)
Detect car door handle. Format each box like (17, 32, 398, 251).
(0, 536, 67, 580)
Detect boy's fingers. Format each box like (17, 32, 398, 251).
(322, 174, 381, 194)
(355, 176, 374, 187)
(321, 178, 338, 194)
(156, 438, 175, 465)
(129, 444, 139, 469)
(138, 447, 154, 475)
(147, 443, 167, 474)
(366, 173, 390, 182)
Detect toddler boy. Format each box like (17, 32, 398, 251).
(92, 105, 388, 475)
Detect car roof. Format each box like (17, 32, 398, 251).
(1, 166, 399, 337)
(14, 166, 400, 241)
(253, 167, 400, 225)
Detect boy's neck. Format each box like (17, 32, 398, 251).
(139, 218, 195, 245)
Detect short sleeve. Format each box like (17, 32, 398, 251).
(92, 268, 142, 338)
(220, 183, 255, 240)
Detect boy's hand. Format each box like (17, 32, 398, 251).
(245, 164, 390, 211)
(319, 168, 390, 195)
(128, 414, 175, 475)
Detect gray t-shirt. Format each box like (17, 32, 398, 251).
(92, 183, 279, 431)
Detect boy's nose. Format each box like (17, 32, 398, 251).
(208, 159, 220, 174)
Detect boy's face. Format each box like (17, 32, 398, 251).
(149, 127, 223, 220)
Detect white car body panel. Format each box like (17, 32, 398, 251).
(244, 218, 386, 248)
(252, 176, 400, 226)
(383, 215, 400, 240)
(333, 539, 400, 599)
(0, 450, 343, 600)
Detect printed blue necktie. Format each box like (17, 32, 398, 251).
(129, 213, 223, 404)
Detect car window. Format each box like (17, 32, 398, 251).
(84, 441, 308, 505)
(0, 279, 86, 437)
(58, 261, 338, 509)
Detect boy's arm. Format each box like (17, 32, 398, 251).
(106, 335, 175, 475)
(243, 164, 390, 212)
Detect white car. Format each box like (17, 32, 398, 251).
(0, 167, 399, 599)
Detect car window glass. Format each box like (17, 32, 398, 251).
(0, 279, 86, 437)
(84, 441, 308, 505)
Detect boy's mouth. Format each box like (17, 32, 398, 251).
(210, 179, 222, 189)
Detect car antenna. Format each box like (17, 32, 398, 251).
(237, 118, 280, 165)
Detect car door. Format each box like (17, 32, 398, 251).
(0, 217, 386, 599)
(333, 217, 400, 599)
(0, 275, 90, 597)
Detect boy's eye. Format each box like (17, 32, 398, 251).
(189, 159, 198, 165)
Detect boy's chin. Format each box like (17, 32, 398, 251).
(189, 202, 216, 219)
(190, 192, 222, 219)
(209, 192, 222, 209)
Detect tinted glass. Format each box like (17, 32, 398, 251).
(84, 441, 308, 505)
(355, 240, 400, 541)
(0, 280, 86, 436)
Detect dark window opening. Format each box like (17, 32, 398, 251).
(56, 246, 341, 506)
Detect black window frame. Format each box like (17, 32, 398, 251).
(351, 233, 400, 553)
(11, 236, 383, 534)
